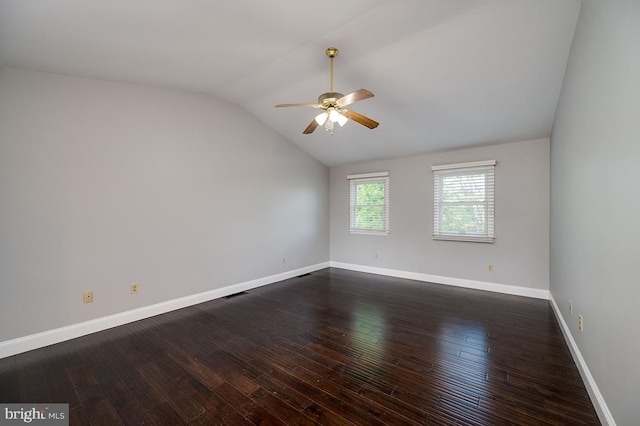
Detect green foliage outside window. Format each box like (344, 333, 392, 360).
(440, 173, 487, 234)
(355, 183, 385, 230)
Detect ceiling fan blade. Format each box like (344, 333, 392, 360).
(303, 119, 319, 134)
(342, 109, 379, 129)
(337, 89, 374, 107)
(275, 103, 321, 108)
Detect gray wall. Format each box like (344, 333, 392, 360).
(330, 138, 550, 291)
(0, 68, 329, 342)
(550, 0, 640, 424)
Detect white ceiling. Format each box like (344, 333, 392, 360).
(0, 0, 581, 167)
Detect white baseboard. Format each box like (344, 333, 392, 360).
(549, 294, 615, 426)
(0, 262, 329, 359)
(329, 261, 549, 300)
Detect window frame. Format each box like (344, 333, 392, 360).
(432, 160, 496, 243)
(348, 172, 390, 235)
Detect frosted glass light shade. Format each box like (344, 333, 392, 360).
(336, 112, 348, 127)
(328, 108, 341, 122)
(327, 107, 348, 127)
(315, 112, 328, 125)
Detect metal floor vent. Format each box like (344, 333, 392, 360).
(297, 273, 312, 278)
(223, 291, 248, 299)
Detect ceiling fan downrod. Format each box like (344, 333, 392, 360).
(326, 47, 338, 93)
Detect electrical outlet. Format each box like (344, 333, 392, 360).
(83, 291, 93, 304)
(487, 264, 494, 272)
(374, 252, 378, 259)
(578, 315, 584, 332)
(569, 301, 573, 316)
(130, 283, 139, 294)
(281, 257, 286, 263)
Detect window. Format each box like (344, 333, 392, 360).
(432, 160, 495, 242)
(348, 172, 389, 235)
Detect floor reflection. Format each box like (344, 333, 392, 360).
(434, 318, 490, 408)
(335, 301, 392, 390)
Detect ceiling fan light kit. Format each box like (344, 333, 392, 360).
(315, 107, 348, 128)
(275, 47, 379, 135)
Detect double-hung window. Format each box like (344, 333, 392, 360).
(348, 172, 389, 235)
(432, 160, 495, 242)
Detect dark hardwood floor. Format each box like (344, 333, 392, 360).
(0, 268, 600, 425)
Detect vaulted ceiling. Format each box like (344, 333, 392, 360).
(0, 0, 580, 166)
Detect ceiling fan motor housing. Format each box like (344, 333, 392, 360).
(318, 92, 344, 109)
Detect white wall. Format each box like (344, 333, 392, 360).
(0, 68, 329, 342)
(330, 138, 549, 292)
(550, 0, 640, 424)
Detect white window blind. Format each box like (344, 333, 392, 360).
(348, 172, 389, 235)
(432, 160, 495, 243)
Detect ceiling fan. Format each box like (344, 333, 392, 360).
(275, 47, 379, 135)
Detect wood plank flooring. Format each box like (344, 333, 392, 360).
(0, 268, 600, 425)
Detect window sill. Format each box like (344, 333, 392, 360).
(350, 230, 390, 236)
(433, 235, 495, 243)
